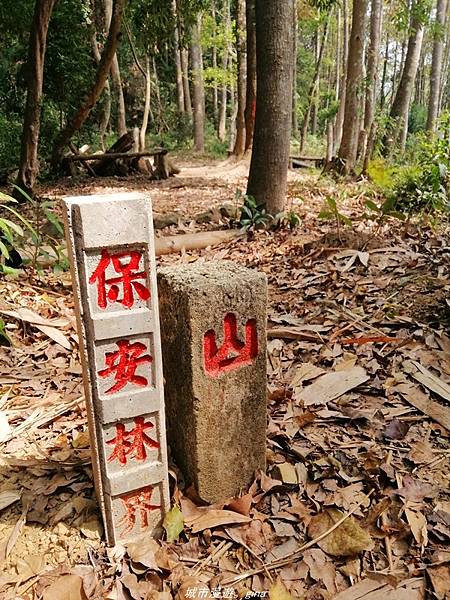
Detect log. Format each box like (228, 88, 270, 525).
(67, 149, 167, 162)
(155, 230, 243, 256)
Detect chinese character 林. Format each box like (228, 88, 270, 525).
(107, 416, 160, 465)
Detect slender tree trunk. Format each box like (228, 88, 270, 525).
(247, 0, 295, 214)
(190, 13, 205, 152)
(311, 27, 320, 136)
(51, 0, 126, 167)
(90, 9, 111, 151)
(104, 0, 127, 136)
(176, 0, 192, 116)
(16, 0, 58, 196)
(384, 6, 424, 153)
(337, 0, 368, 173)
(172, 0, 185, 114)
(232, 0, 247, 157)
(299, 15, 330, 152)
(218, 0, 231, 142)
(140, 55, 151, 151)
(380, 33, 389, 108)
(244, 0, 257, 150)
(361, 0, 382, 161)
(211, 0, 219, 126)
(291, 1, 298, 138)
(334, 0, 349, 151)
(427, 0, 448, 130)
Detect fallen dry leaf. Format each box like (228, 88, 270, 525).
(42, 574, 88, 600)
(307, 508, 374, 557)
(269, 577, 294, 600)
(405, 508, 428, 548)
(163, 504, 184, 542)
(297, 366, 369, 406)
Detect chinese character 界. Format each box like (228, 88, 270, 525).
(118, 486, 160, 534)
(107, 416, 160, 465)
(89, 249, 150, 309)
(98, 340, 152, 394)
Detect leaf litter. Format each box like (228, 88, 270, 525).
(0, 167, 449, 599)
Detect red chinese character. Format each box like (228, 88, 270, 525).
(118, 486, 160, 534)
(107, 416, 160, 465)
(203, 313, 258, 377)
(98, 340, 152, 394)
(89, 249, 150, 309)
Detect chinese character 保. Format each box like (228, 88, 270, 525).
(118, 486, 160, 534)
(98, 339, 152, 394)
(89, 248, 150, 309)
(107, 416, 160, 465)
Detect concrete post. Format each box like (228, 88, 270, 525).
(62, 192, 169, 545)
(158, 262, 267, 503)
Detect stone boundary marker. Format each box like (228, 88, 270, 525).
(62, 192, 169, 546)
(158, 262, 267, 503)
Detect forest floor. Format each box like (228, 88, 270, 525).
(0, 159, 449, 600)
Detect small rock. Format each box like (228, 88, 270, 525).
(153, 212, 181, 229)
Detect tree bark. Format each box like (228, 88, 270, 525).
(334, 0, 349, 152)
(299, 15, 331, 153)
(384, 6, 424, 152)
(51, 0, 127, 167)
(190, 13, 205, 152)
(246, 0, 295, 214)
(171, 0, 185, 114)
(244, 0, 256, 149)
(337, 0, 367, 173)
(104, 0, 127, 137)
(175, 0, 192, 116)
(218, 0, 231, 142)
(232, 0, 247, 157)
(16, 0, 58, 196)
(427, 0, 448, 130)
(291, 1, 298, 138)
(211, 0, 219, 125)
(361, 0, 382, 162)
(90, 22, 111, 151)
(140, 56, 151, 151)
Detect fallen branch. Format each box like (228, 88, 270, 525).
(155, 230, 243, 256)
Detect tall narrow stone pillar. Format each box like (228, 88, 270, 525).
(63, 192, 169, 545)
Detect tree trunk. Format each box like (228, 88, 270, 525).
(218, 0, 231, 142)
(51, 0, 127, 167)
(380, 32, 389, 108)
(140, 55, 151, 151)
(90, 23, 111, 151)
(244, 0, 256, 150)
(334, 0, 349, 152)
(190, 13, 205, 152)
(384, 6, 424, 152)
(299, 15, 330, 152)
(232, 0, 247, 157)
(104, 0, 127, 137)
(16, 0, 58, 196)
(211, 0, 219, 125)
(427, 0, 448, 130)
(361, 0, 382, 162)
(291, 1, 298, 138)
(337, 0, 367, 173)
(176, 0, 192, 116)
(246, 0, 295, 214)
(171, 0, 185, 114)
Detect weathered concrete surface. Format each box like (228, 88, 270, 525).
(158, 262, 267, 503)
(62, 192, 169, 545)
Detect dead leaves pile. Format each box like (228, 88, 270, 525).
(0, 172, 449, 599)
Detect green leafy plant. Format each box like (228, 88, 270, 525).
(239, 194, 272, 231)
(274, 209, 301, 230)
(318, 195, 352, 240)
(0, 191, 37, 274)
